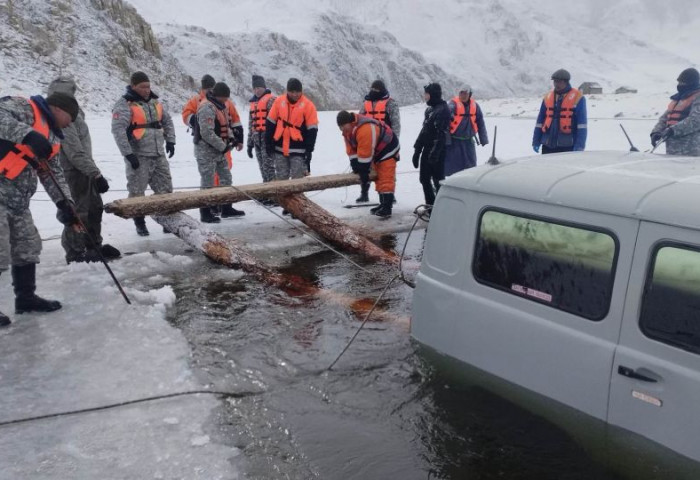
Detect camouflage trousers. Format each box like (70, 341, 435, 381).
(252, 132, 275, 182)
(126, 154, 173, 197)
(197, 151, 232, 189)
(274, 153, 306, 180)
(0, 201, 42, 271)
(61, 171, 103, 257)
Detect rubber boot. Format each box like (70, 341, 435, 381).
(134, 217, 149, 236)
(356, 182, 370, 203)
(200, 207, 221, 223)
(374, 193, 393, 218)
(221, 204, 245, 218)
(370, 193, 384, 215)
(0, 272, 10, 327)
(13, 264, 62, 314)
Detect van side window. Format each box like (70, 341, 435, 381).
(640, 245, 700, 354)
(473, 209, 618, 320)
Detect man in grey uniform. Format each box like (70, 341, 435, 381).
(0, 92, 80, 327)
(195, 82, 245, 222)
(651, 67, 700, 156)
(48, 77, 120, 263)
(111, 71, 176, 236)
(246, 75, 276, 186)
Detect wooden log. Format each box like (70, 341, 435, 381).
(279, 193, 399, 266)
(106, 172, 374, 218)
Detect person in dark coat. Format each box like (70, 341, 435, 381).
(412, 83, 450, 206)
(444, 85, 488, 176)
(651, 67, 700, 156)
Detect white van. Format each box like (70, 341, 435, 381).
(412, 151, 700, 466)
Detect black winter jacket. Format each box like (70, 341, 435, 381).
(414, 99, 450, 163)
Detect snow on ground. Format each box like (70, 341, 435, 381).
(0, 92, 668, 477)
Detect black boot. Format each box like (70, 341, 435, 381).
(12, 264, 62, 314)
(200, 207, 221, 223)
(374, 193, 394, 218)
(220, 204, 245, 218)
(370, 194, 384, 215)
(356, 182, 370, 203)
(134, 217, 149, 236)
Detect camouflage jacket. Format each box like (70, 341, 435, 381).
(652, 91, 700, 156)
(59, 109, 101, 178)
(0, 95, 72, 212)
(359, 95, 401, 138)
(111, 87, 176, 158)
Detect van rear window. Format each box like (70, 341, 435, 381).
(640, 245, 700, 354)
(473, 209, 618, 320)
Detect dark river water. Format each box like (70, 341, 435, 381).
(163, 231, 689, 480)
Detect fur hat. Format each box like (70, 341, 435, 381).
(130, 71, 150, 86)
(336, 110, 355, 126)
(201, 74, 216, 90)
(47, 92, 79, 121)
(252, 75, 266, 88)
(286, 78, 302, 92)
(212, 82, 230, 98)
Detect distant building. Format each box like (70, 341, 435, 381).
(578, 82, 603, 94)
(615, 86, 638, 94)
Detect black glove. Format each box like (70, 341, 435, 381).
(94, 175, 109, 194)
(247, 145, 254, 158)
(55, 200, 78, 226)
(350, 157, 360, 174)
(356, 161, 371, 184)
(188, 115, 196, 127)
(304, 151, 312, 170)
(412, 149, 421, 169)
(125, 154, 139, 169)
(22, 131, 53, 162)
(650, 132, 662, 147)
(166, 142, 175, 158)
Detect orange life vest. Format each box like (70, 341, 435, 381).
(249, 93, 272, 132)
(541, 88, 583, 134)
(128, 101, 163, 140)
(346, 115, 397, 163)
(449, 97, 478, 134)
(0, 98, 61, 180)
(198, 99, 231, 140)
(272, 94, 317, 156)
(666, 90, 700, 126)
(363, 99, 389, 123)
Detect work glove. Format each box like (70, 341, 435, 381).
(650, 132, 663, 147)
(125, 154, 140, 170)
(22, 131, 53, 161)
(304, 151, 312, 171)
(94, 175, 110, 194)
(350, 157, 360, 174)
(356, 161, 371, 184)
(188, 115, 196, 127)
(166, 142, 175, 158)
(412, 149, 421, 169)
(533, 144, 540, 153)
(247, 145, 254, 158)
(55, 200, 78, 226)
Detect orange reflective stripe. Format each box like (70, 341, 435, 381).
(129, 101, 163, 140)
(542, 88, 582, 134)
(250, 93, 271, 132)
(363, 99, 388, 122)
(0, 98, 59, 179)
(666, 91, 700, 126)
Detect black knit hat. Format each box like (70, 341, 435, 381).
(130, 71, 150, 86)
(677, 68, 700, 85)
(424, 82, 442, 99)
(252, 75, 266, 88)
(371, 79, 386, 92)
(212, 82, 230, 98)
(287, 78, 302, 92)
(201, 74, 216, 90)
(336, 110, 355, 126)
(551, 68, 571, 81)
(47, 92, 80, 121)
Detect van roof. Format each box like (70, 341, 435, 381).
(443, 151, 700, 230)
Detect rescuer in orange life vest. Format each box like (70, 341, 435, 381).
(337, 110, 400, 218)
(247, 75, 276, 189)
(356, 79, 401, 203)
(0, 92, 80, 327)
(111, 71, 176, 236)
(651, 67, 700, 156)
(444, 85, 488, 176)
(532, 68, 587, 154)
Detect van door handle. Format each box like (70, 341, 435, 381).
(617, 365, 658, 383)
